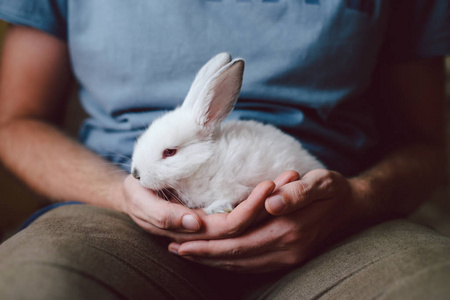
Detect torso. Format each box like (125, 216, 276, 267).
(68, 0, 392, 176)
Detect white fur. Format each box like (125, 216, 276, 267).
(131, 53, 324, 214)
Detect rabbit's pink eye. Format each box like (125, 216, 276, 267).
(163, 148, 177, 158)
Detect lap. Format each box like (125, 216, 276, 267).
(0, 205, 221, 299)
(259, 219, 450, 300)
(1, 205, 450, 300)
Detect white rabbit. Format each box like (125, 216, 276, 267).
(131, 53, 324, 214)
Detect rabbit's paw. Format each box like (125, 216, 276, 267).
(203, 202, 233, 215)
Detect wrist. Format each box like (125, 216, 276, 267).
(322, 177, 381, 244)
(105, 172, 129, 214)
(348, 176, 390, 226)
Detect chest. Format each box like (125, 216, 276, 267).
(67, 0, 390, 114)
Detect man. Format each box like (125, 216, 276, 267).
(0, 1, 449, 298)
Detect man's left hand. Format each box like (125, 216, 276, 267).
(168, 169, 370, 273)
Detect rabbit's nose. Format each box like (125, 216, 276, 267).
(132, 168, 140, 180)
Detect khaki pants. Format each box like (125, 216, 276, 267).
(1, 205, 450, 300)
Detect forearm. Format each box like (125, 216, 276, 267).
(352, 57, 447, 223)
(353, 142, 446, 222)
(0, 117, 127, 212)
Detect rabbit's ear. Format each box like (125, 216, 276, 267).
(183, 53, 232, 109)
(191, 58, 244, 130)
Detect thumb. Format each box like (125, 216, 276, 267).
(265, 169, 335, 215)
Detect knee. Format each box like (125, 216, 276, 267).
(0, 205, 176, 300)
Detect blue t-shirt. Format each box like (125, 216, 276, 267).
(0, 0, 449, 176)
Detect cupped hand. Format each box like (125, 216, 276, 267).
(158, 170, 299, 243)
(121, 174, 203, 234)
(121, 173, 278, 242)
(168, 169, 370, 273)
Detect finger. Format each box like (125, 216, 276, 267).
(143, 199, 202, 232)
(125, 176, 202, 232)
(249, 171, 300, 226)
(221, 180, 275, 236)
(130, 211, 215, 242)
(170, 218, 281, 258)
(142, 181, 276, 243)
(168, 181, 275, 241)
(179, 250, 296, 273)
(165, 184, 279, 243)
(273, 170, 301, 191)
(265, 169, 339, 215)
(251, 208, 271, 226)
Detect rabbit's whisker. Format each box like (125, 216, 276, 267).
(166, 184, 188, 206)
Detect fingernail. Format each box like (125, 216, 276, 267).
(169, 243, 180, 255)
(267, 195, 286, 213)
(182, 214, 200, 231)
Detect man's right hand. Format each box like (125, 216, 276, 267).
(121, 174, 203, 234)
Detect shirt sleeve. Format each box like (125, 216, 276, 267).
(380, 0, 450, 62)
(0, 0, 67, 40)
